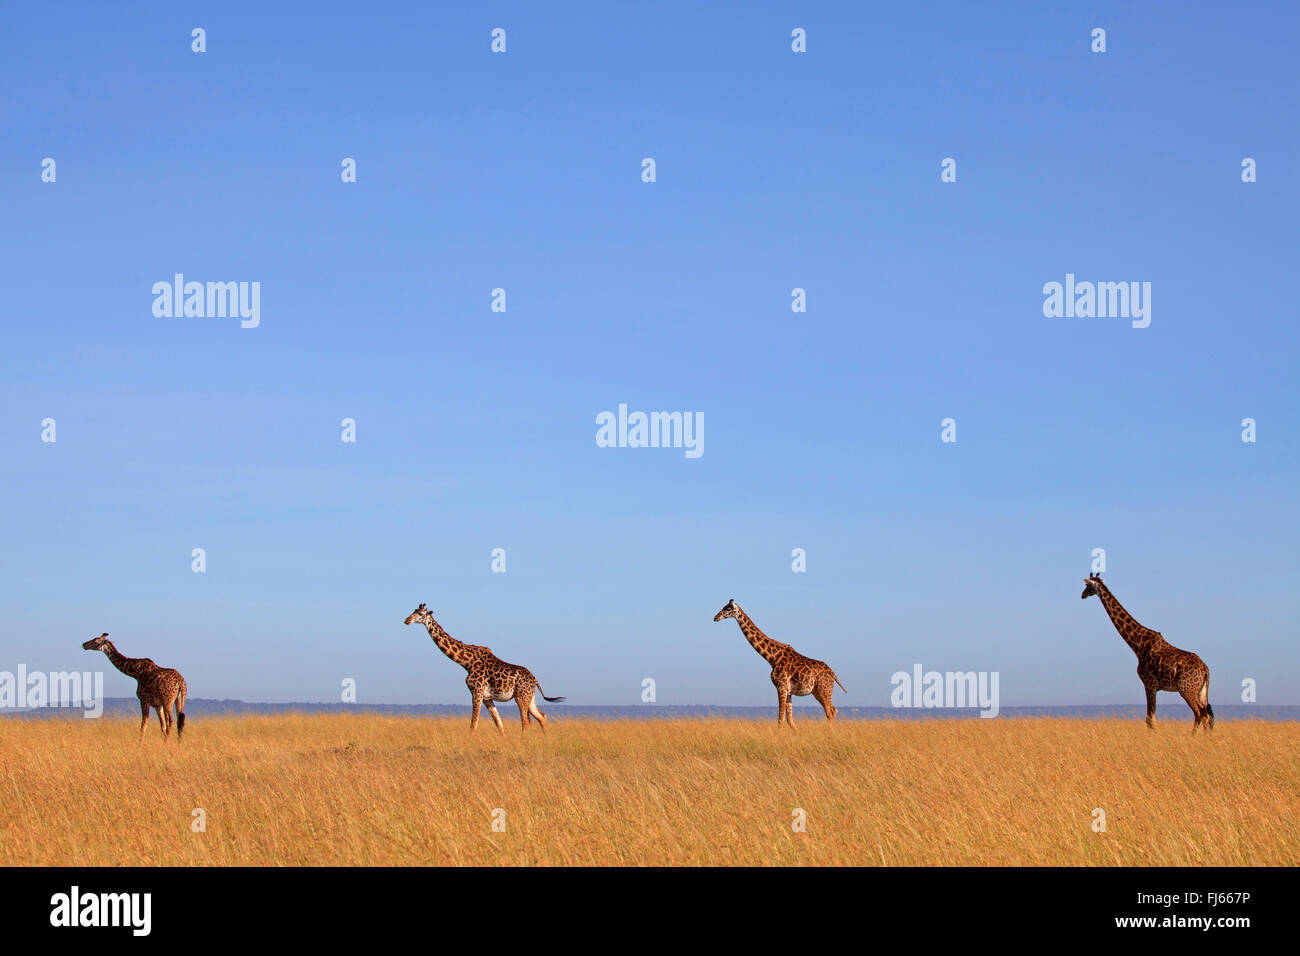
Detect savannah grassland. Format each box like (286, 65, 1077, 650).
(2, 714, 1297, 866)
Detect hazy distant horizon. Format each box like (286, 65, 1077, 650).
(6, 697, 1299, 724)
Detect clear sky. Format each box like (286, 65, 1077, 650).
(2, 2, 1297, 707)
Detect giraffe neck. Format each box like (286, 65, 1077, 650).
(732, 608, 785, 665)
(420, 619, 475, 669)
(101, 643, 152, 680)
(1094, 585, 1155, 655)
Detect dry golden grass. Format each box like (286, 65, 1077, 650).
(2, 714, 1297, 866)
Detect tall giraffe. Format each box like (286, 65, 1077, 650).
(404, 603, 565, 733)
(1081, 574, 1213, 732)
(712, 599, 846, 725)
(81, 633, 187, 743)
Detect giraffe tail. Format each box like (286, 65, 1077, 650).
(176, 679, 187, 739)
(539, 686, 566, 703)
(1201, 675, 1213, 730)
(834, 673, 847, 694)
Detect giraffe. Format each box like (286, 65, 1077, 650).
(404, 603, 565, 733)
(1081, 574, 1213, 733)
(712, 599, 846, 725)
(81, 633, 187, 744)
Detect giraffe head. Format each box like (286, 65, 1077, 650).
(1081, 573, 1105, 599)
(404, 603, 432, 626)
(713, 599, 739, 622)
(82, 632, 110, 651)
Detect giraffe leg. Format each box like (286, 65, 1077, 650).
(469, 694, 483, 733)
(138, 699, 149, 744)
(162, 694, 176, 737)
(1143, 681, 1158, 730)
(1179, 685, 1204, 734)
(484, 700, 505, 734)
(813, 680, 837, 722)
(156, 706, 168, 737)
(518, 693, 548, 731)
(527, 696, 547, 731)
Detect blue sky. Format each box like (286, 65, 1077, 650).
(2, 2, 1297, 707)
